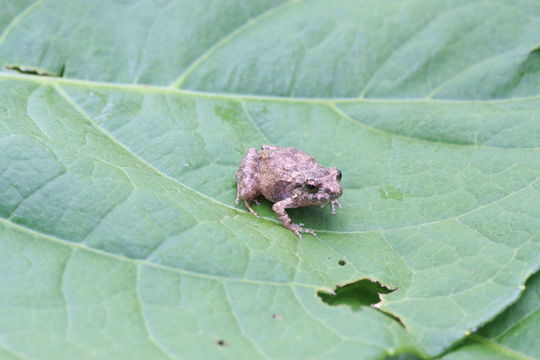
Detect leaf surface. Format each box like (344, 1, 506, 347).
(441, 271, 540, 360)
(0, 0, 539, 359)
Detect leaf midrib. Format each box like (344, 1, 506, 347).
(2, 71, 540, 105)
(3, 71, 540, 154)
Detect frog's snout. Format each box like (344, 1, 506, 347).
(324, 184, 343, 199)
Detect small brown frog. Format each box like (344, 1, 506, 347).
(236, 145, 343, 237)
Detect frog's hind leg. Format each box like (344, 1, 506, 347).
(235, 184, 241, 204)
(236, 148, 261, 217)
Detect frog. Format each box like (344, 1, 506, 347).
(236, 145, 343, 237)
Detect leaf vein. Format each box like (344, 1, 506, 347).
(0, 0, 43, 47)
(0, 217, 321, 289)
(222, 283, 269, 359)
(135, 266, 178, 360)
(171, 0, 300, 88)
(425, 44, 540, 99)
(469, 334, 536, 360)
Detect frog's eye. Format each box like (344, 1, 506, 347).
(336, 169, 342, 181)
(305, 180, 318, 193)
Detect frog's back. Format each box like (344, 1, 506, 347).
(260, 146, 319, 173)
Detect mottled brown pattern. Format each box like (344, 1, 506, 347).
(236, 145, 343, 237)
(271, 180, 292, 202)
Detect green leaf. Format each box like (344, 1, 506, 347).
(0, 0, 539, 359)
(441, 271, 540, 360)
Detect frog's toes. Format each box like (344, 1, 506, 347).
(330, 199, 343, 214)
(305, 228, 317, 236)
(290, 224, 316, 238)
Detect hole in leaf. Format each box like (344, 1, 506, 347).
(338, 259, 346, 266)
(318, 279, 394, 311)
(215, 339, 229, 346)
(4, 64, 64, 77)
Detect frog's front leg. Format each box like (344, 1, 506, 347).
(330, 199, 343, 215)
(272, 198, 316, 238)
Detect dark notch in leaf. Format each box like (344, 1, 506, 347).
(4, 64, 65, 77)
(319, 279, 408, 330)
(318, 279, 394, 311)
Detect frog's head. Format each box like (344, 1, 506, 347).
(300, 167, 343, 205)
